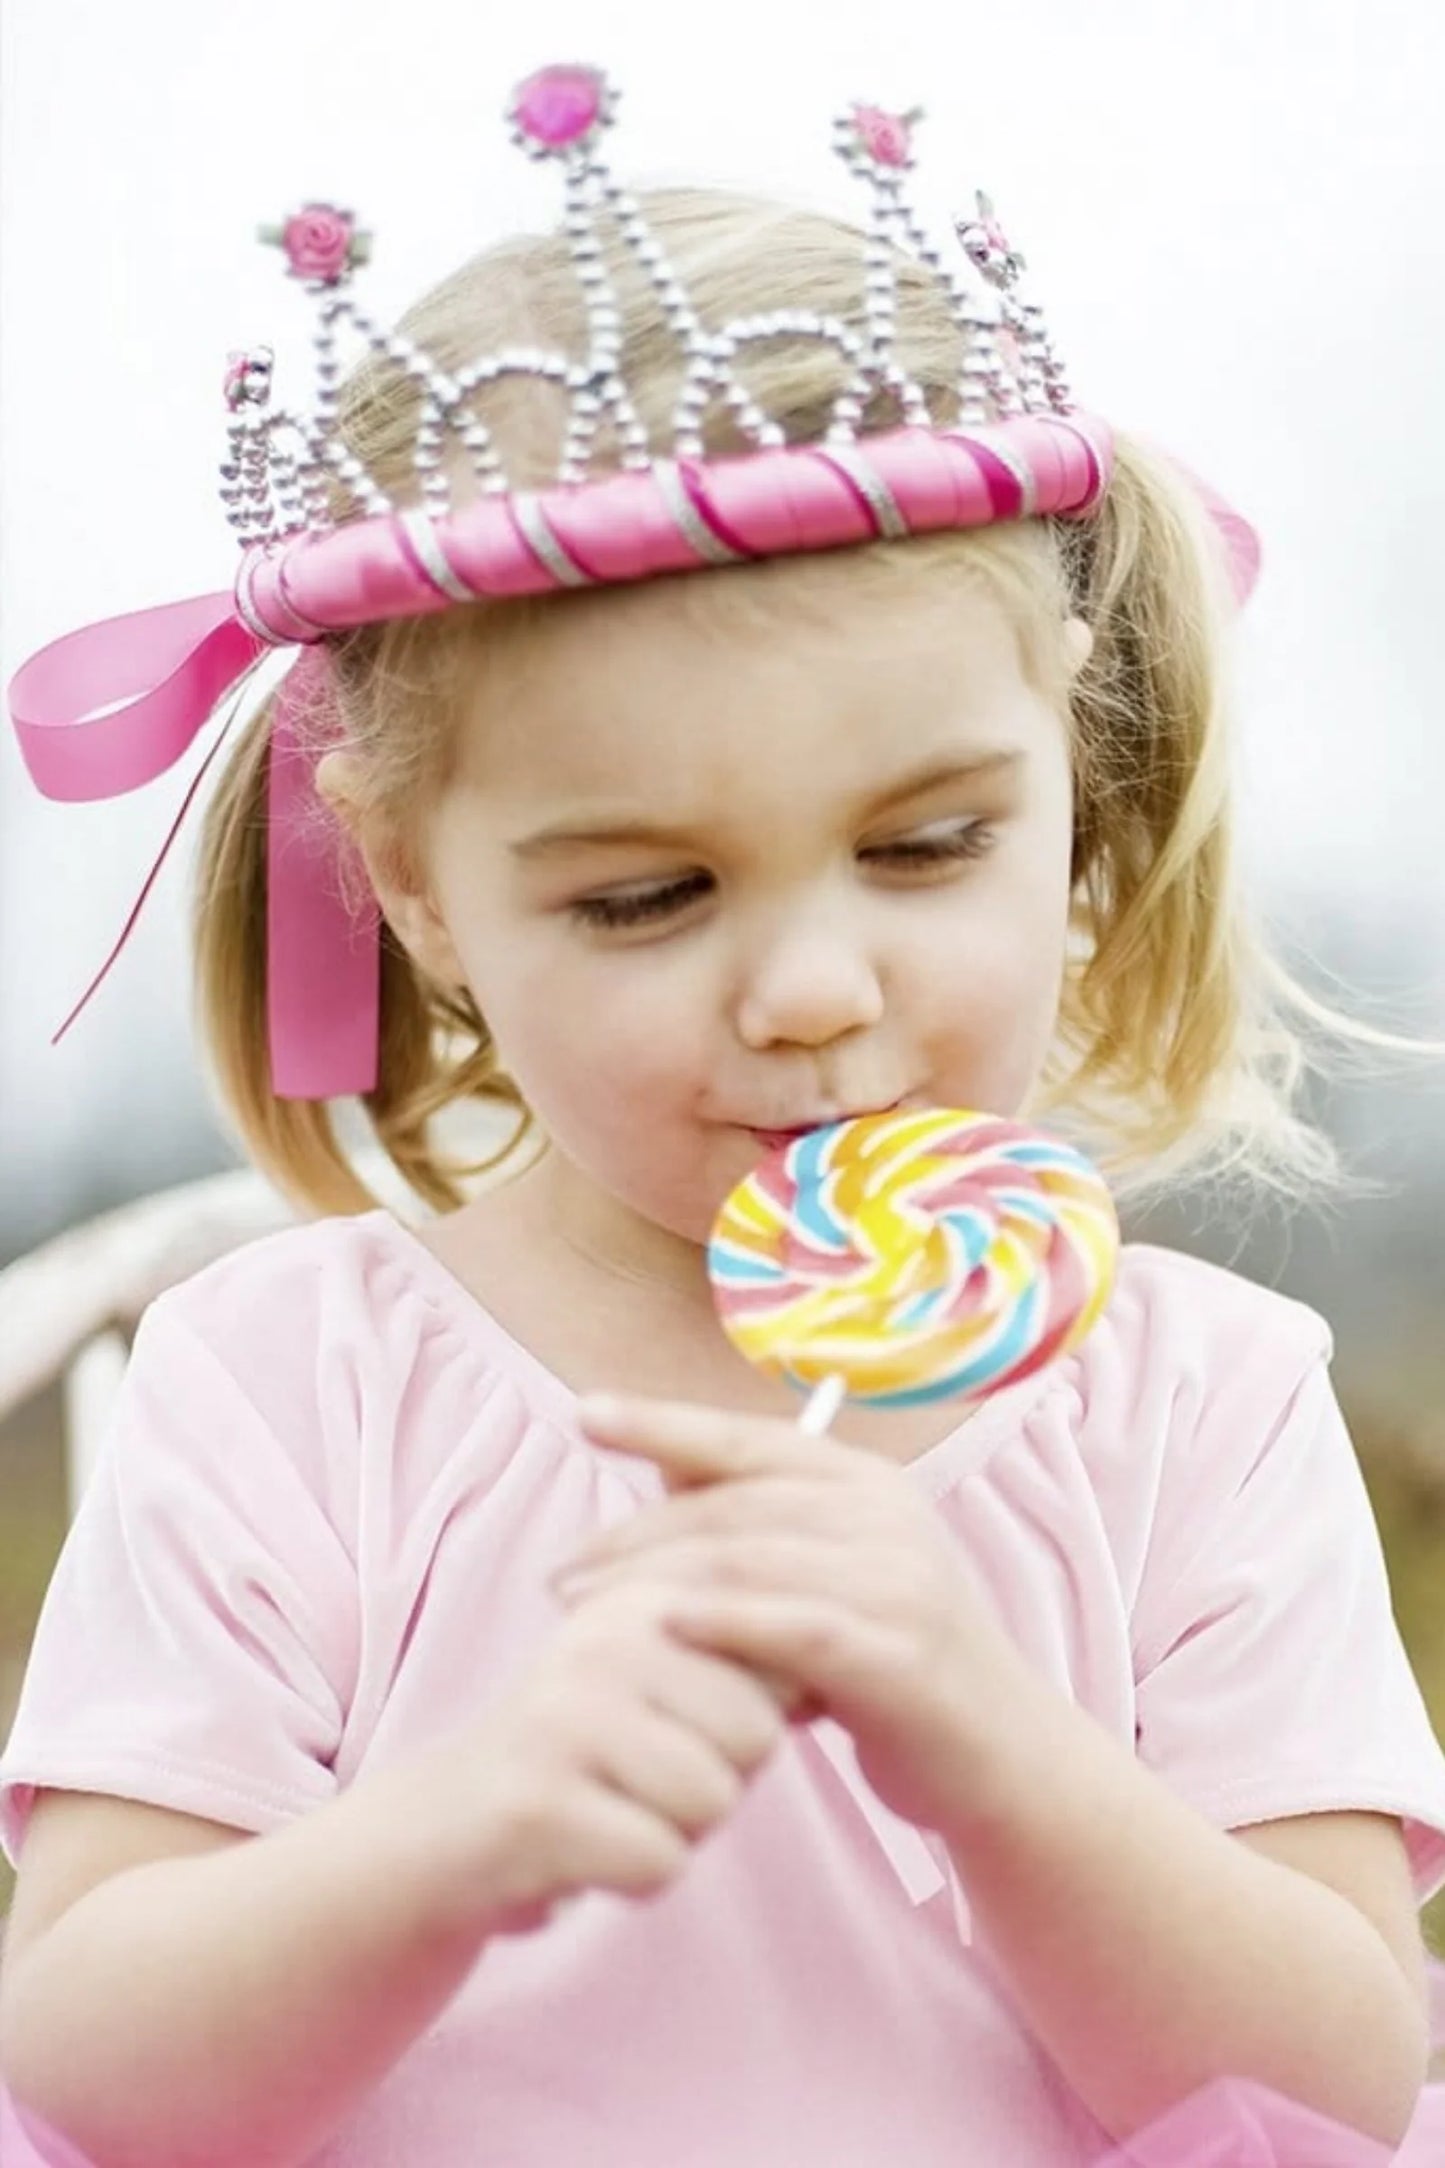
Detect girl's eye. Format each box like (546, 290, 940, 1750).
(864, 819, 996, 869)
(569, 872, 714, 929)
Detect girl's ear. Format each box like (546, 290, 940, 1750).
(1062, 616, 1094, 677)
(314, 749, 468, 992)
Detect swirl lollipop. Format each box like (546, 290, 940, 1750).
(707, 1107, 1118, 1431)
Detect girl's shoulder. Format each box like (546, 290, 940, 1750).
(145, 1205, 573, 1427)
(150, 1204, 423, 1341)
(1056, 1247, 1350, 1595)
(1061, 1242, 1339, 1502)
(116, 1209, 583, 1554)
(1105, 1239, 1333, 1382)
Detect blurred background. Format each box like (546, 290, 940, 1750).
(2, 0, 1443, 1965)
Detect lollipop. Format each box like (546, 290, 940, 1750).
(707, 1107, 1118, 1430)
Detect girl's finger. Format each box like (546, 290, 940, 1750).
(561, 1477, 866, 1575)
(658, 1590, 915, 1708)
(577, 1392, 862, 1485)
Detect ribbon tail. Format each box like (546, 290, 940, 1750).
(1152, 453, 1262, 606)
(265, 651, 380, 1100)
(805, 1715, 973, 1943)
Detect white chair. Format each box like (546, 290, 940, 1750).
(0, 1109, 513, 1516)
(0, 1163, 328, 1516)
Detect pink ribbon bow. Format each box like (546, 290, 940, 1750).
(9, 593, 379, 1100)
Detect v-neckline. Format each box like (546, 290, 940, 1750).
(366, 1207, 1064, 1500)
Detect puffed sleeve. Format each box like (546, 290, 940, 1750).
(0, 1282, 359, 1864)
(1131, 1337, 1445, 1902)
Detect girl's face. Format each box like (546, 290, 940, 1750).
(384, 559, 1085, 1266)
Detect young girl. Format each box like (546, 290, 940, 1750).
(2, 62, 1444, 2168)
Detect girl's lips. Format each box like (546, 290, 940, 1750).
(744, 1103, 902, 1150)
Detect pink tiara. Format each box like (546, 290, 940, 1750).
(223, 66, 1084, 550)
(6, 62, 1257, 1107)
(213, 63, 1114, 647)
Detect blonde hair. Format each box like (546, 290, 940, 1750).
(193, 187, 1351, 1220)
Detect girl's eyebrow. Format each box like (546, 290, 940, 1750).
(507, 748, 1025, 858)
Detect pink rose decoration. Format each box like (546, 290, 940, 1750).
(851, 104, 914, 169)
(513, 64, 606, 151)
(280, 205, 357, 284)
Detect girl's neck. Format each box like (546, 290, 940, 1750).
(508, 1145, 716, 1316)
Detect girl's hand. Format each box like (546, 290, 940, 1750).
(418, 1576, 793, 1936)
(555, 1392, 1040, 1836)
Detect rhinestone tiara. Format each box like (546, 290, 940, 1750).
(219, 62, 1076, 551)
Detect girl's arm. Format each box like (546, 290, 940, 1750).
(940, 1672, 1430, 2148)
(0, 1756, 505, 2168)
(0, 1580, 786, 2168)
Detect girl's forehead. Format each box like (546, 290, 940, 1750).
(432, 567, 1066, 853)
(453, 558, 1041, 775)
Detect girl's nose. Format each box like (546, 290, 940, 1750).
(734, 916, 886, 1050)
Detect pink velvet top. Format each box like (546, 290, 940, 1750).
(3, 1211, 1444, 2166)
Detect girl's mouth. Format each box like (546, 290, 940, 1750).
(744, 1102, 902, 1151)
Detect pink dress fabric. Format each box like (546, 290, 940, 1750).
(2, 1212, 1444, 2166)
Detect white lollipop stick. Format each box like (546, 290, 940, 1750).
(798, 1372, 846, 1436)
